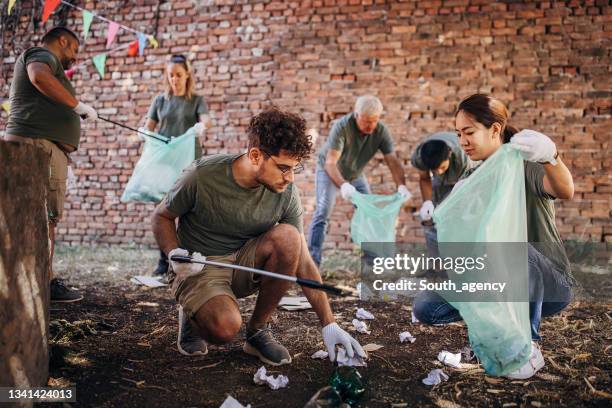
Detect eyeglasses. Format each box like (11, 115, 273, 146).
(262, 151, 304, 175)
(170, 54, 187, 63)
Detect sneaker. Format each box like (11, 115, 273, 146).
(153, 255, 169, 277)
(243, 325, 292, 366)
(177, 306, 208, 356)
(505, 342, 545, 380)
(50, 279, 83, 303)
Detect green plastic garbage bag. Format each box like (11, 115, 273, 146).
(349, 192, 405, 245)
(432, 145, 531, 376)
(121, 128, 195, 203)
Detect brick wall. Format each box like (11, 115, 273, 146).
(1, 0, 610, 249)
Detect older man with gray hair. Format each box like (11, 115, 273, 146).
(307, 95, 409, 266)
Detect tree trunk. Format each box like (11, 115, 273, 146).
(0, 140, 50, 388)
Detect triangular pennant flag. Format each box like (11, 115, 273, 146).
(64, 67, 77, 80)
(92, 53, 107, 78)
(1, 101, 10, 113)
(136, 32, 147, 56)
(106, 21, 119, 48)
(42, 0, 61, 23)
(127, 40, 138, 57)
(147, 35, 159, 48)
(8, 0, 17, 15)
(82, 10, 94, 40)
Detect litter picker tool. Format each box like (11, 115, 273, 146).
(98, 115, 170, 143)
(170, 255, 350, 297)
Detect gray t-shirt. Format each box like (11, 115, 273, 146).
(317, 112, 394, 181)
(5, 47, 81, 147)
(147, 93, 208, 158)
(411, 132, 475, 205)
(165, 153, 304, 256)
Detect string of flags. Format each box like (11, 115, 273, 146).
(9, 0, 160, 79)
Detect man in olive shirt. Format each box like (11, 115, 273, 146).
(308, 95, 410, 266)
(152, 108, 366, 365)
(411, 132, 475, 263)
(3, 27, 98, 302)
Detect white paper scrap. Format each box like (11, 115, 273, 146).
(130, 275, 167, 288)
(422, 368, 449, 386)
(437, 350, 462, 368)
(219, 395, 251, 408)
(352, 319, 371, 335)
(336, 348, 367, 367)
(356, 308, 375, 320)
(311, 350, 329, 360)
(253, 366, 288, 390)
(399, 331, 416, 343)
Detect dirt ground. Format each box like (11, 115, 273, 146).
(43, 246, 611, 408)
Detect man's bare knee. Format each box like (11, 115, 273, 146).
(262, 224, 301, 264)
(193, 296, 242, 344)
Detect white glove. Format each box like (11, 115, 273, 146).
(193, 122, 206, 137)
(73, 102, 98, 121)
(340, 183, 356, 200)
(322, 322, 367, 362)
(168, 248, 205, 280)
(509, 129, 557, 165)
(419, 200, 434, 221)
(397, 185, 412, 202)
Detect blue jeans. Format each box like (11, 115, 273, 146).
(412, 244, 572, 340)
(307, 167, 370, 266)
(423, 224, 440, 258)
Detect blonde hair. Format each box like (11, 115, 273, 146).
(164, 54, 195, 100)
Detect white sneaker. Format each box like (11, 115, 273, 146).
(505, 342, 545, 379)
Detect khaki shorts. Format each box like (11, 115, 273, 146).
(33, 139, 68, 224)
(170, 236, 263, 319)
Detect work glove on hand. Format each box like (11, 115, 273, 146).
(322, 322, 367, 362)
(509, 129, 557, 165)
(397, 185, 412, 202)
(340, 183, 356, 200)
(193, 122, 206, 138)
(168, 248, 205, 280)
(419, 200, 435, 221)
(73, 102, 98, 121)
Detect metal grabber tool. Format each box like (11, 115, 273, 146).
(170, 255, 350, 297)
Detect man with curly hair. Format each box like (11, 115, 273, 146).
(152, 108, 366, 366)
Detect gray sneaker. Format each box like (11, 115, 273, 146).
(177, 307, 208, 356)
(243, 325, 292, 366)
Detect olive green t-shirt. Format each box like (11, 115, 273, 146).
(147, 93, 208, 158)
(165, 153, 304, 256)
(317, 112, 394, 181)
(5, 47, 80, 147)
(411, 132, 476, 205)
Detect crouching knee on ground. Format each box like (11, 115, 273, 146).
(194, 305, 242, 344)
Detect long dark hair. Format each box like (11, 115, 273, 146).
(455, 93, 518, 143)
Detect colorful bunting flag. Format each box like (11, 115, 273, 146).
(82, 10, 94, 40)
(8, 0, 17, 15)
(64, 67, 77, 79)
(92, 53, 107, 78)
(1, 101, 10, 113)
(42, 0, 61, 23)
(106, 21, 119, 48)
(148, 35, 159, 48)
(136, 32, 147, 56)
(127, 40, 139, 57)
